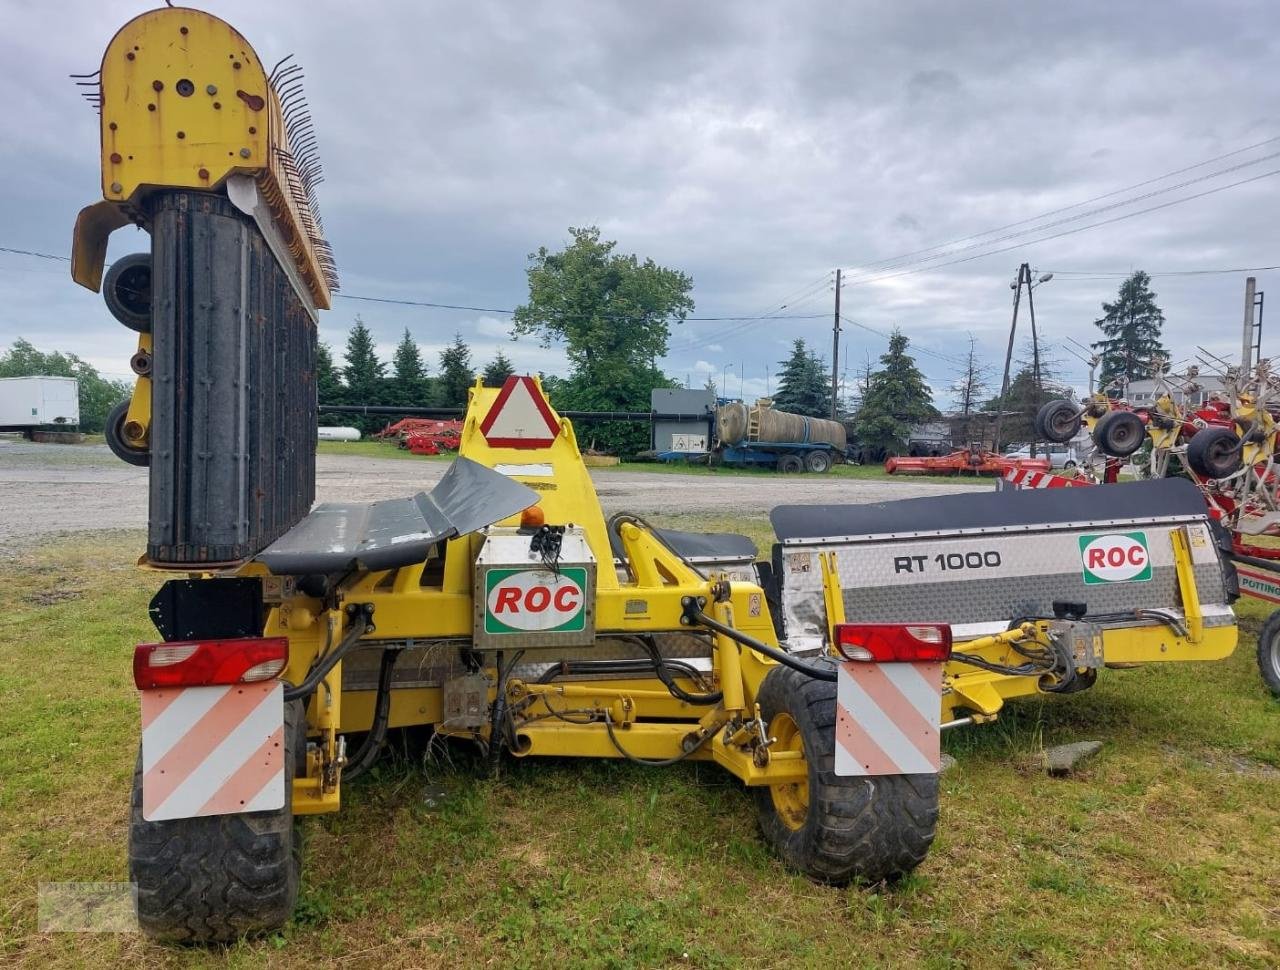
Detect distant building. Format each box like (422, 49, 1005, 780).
(1123, 375, 1226, 407)
(907, 419, 953, 456)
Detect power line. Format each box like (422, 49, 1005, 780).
(0, 246, 70, 261)
(841, 133, 1280, 275)
(1045, 264, 1280, 279)
(839, 166, 1280, 290)
(337, 291, 831, 322)
(839, 315, 967, 367)
(0, 245, 829, 324)
(841, 150, 1280, 283)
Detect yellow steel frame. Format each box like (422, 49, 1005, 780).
(259, 378, 1236, 814)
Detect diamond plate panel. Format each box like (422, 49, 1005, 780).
(780, 521, 1231, 649)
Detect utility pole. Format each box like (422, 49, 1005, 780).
(831, 268, 842, 420)
(992, 264, 1026, 452)
(1026, 266, 1042, 397)
(1242, 276, 1257, 375)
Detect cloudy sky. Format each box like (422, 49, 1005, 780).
(2, 0, 1278, 405)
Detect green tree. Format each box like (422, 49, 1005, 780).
(481, 350, 516, 387)
(341, 317, 390, 434)
(511, 226, 693, 454)
(316, 340, 346, 427)
(437, 333, 475, 408)
(1093, 271, 1167, 386)
(342, 316, 386, 403)
(771, 339, 832, 417)
(854, 331, 938, 459)
(316, 341, 344, 404)
(0, 338, 129, 433)
(391, 328, 431, 406)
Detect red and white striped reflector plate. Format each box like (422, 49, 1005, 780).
(835, 661, 943, 776)
(140, 682, 285, 821)
(1002, 467, 1092, 489)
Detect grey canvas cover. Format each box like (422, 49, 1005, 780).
(258, 457, 538, 574)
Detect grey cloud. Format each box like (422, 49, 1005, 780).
(1, 0, 1279, 403)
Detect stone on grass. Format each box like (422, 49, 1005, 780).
(1042, 740, 1103, 777)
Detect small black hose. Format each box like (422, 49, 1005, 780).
(602, 712, 711, 767)
(342, 647, 399, 781)
(639, 637, 723, 705)
(488, 649, 524, 776)
(283, 605, 374, 703)
(685, 604, 837, 682)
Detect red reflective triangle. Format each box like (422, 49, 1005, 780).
(480, 375, 560, 448)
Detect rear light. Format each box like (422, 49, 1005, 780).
(133, 637, 289, 690)
(834, 623, 952, 662)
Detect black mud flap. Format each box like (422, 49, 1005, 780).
(149, 577, 265, 641)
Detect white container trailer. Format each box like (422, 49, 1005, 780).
(0, 376, 80, 430)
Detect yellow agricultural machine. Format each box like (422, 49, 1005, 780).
(72, 6, 1242, 943)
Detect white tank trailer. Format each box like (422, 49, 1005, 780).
(317, 426, 362, 442)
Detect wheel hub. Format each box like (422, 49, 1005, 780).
(767, 713, 809, 831)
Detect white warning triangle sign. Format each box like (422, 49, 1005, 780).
(480, 376, 561, 449)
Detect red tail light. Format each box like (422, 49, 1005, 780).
(133, 637, 289, 690)
(834, 623, 952, 662)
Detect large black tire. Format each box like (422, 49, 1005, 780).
(1186, 426, 1242, 479)
(129, 700, 302, 942)
(1035, 399, 1081, 444)
(752, 663, 938, 884)
(1092, 409, 1146, 458)
(777, 454, 804, 473)
(104, 399, 149, 467)
(102, 251, 153, 332)
(804, 449, 833, 474)
(1256, 610, 1280, 698)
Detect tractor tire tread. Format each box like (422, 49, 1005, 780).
(1256, 610, 1280, 697)
(753, 664, 938, 884)
(128, 701, 301, 942)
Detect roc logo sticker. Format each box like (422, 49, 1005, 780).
(1079, 532, 1152, 584)
(484, 567, 588, 634)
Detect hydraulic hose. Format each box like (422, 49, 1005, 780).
(682, 600, 837, 682)
(342, 647, 400, 781)
(488, 649, 524, 775)
(283, 604, 374, 703)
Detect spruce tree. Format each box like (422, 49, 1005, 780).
(391, 328, 430, 406)
(772, 339, 832, 417)
(482, 350, 516, 387)
(437, 333, 476, 408)
(316, 341, 344, 404)
(1093, 271, 1167, 386)
(342, 317, 386, 404)
(854, 330, 938, 458)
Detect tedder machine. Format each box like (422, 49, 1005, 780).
(1034, 357, 1280, 694)
(72, 6, 1242, 943)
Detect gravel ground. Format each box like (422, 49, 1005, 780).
(0, 439, 986, 546)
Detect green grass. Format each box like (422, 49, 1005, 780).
(316, 440, 449, 462)
(602, 460, 979, 485)
(313, 439, 986, 486)
(2, 532, 1278, 968)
